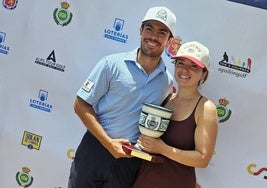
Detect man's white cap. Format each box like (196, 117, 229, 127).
(142, 6, 176, 37)
(172, 41, 210, 72)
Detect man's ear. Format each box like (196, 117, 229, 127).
(139, 27, 143, 36)
(165, 36, 173, 47)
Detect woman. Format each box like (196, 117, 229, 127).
(133, 41, 218, 188)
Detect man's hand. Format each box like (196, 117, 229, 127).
(106, 138, 133, 159)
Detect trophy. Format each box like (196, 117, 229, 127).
(122, 102, 173, 163)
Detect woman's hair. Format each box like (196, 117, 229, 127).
(199, 68, 208, 86)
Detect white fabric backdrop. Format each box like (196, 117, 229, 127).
(1, 0, 267, 187)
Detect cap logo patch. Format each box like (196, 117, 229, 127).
(156, 10, 168, 21)
(185, 45, 202, 58)
(187, 47, 195, 53)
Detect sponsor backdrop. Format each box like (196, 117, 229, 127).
(0, 0, 266, 187)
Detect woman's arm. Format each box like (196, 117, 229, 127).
(138, 99, 218, 168)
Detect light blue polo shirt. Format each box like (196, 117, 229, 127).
(77, 48, 173, 143)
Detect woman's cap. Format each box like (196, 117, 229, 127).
(172, 41, 210, 71)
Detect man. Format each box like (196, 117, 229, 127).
(68, 6, 176, 188)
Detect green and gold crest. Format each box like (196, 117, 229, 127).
(53, 2, 73, 26)
(216, 98, 231, 123)
(16, 167, 34, 187)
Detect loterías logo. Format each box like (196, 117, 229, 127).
(104, 18, 129, 43)
(29, 89, 53, 112)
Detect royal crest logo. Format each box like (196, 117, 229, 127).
(104, 18, 129, 43)
(165, 36, 182, 58)
(3, 0, 18, 10)
(29, 89, 53, 112)
(218, 51, 252, 78)
(16, 167, 34, 187)
(216, 98, 231, 123)
(53, 2, 73, 26)
(0, 31, 10, 55)
(21, 131, 42, 150)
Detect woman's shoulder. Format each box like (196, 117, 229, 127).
(196, 96, 218, 123)
(201, 96, 216, 109)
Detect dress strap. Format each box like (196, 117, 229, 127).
(193, 96, 203, 112)
(161, 93, 173, 106)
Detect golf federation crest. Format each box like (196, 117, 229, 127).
(16, 167, 34, 187)
(53, 2, 73, 26)
(216, 98, 231, 123)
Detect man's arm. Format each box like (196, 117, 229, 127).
(74, 96, 132, 158)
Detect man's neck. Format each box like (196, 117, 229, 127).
(137, 49, 161, 74)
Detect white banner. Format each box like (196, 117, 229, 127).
(0, 0, 267, 187)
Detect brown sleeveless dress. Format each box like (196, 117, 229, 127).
(132, 97, 202, 188)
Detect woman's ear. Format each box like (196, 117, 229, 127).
(201, 70, 208, 83)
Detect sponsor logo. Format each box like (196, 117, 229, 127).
(104, 18, 128, 43)
(29, 89, 53, 112)
(218, 52, 252, 78)
(16, 167, 34, 187)
(67, 148, 75, 160)
(247, 163, 267, 180)
(35, 50, 66, 72)
(53, 1, 73, 26)
(82, 80, 94, 92)
(3, 0, 18, 10)
(165, 36, 182, 58)
(216, 98, 231, 123)
(0, 31, 10, 55)
(21, 131, 42, 150)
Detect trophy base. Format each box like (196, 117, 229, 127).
(122, 144, 164, 163)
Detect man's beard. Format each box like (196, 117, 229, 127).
(139, 44, 163, 58)
(139, 39, 163, 58)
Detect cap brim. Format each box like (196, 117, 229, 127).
(172, 55, 205, 68)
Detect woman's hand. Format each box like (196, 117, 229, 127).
(137, 134, 165, 154)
